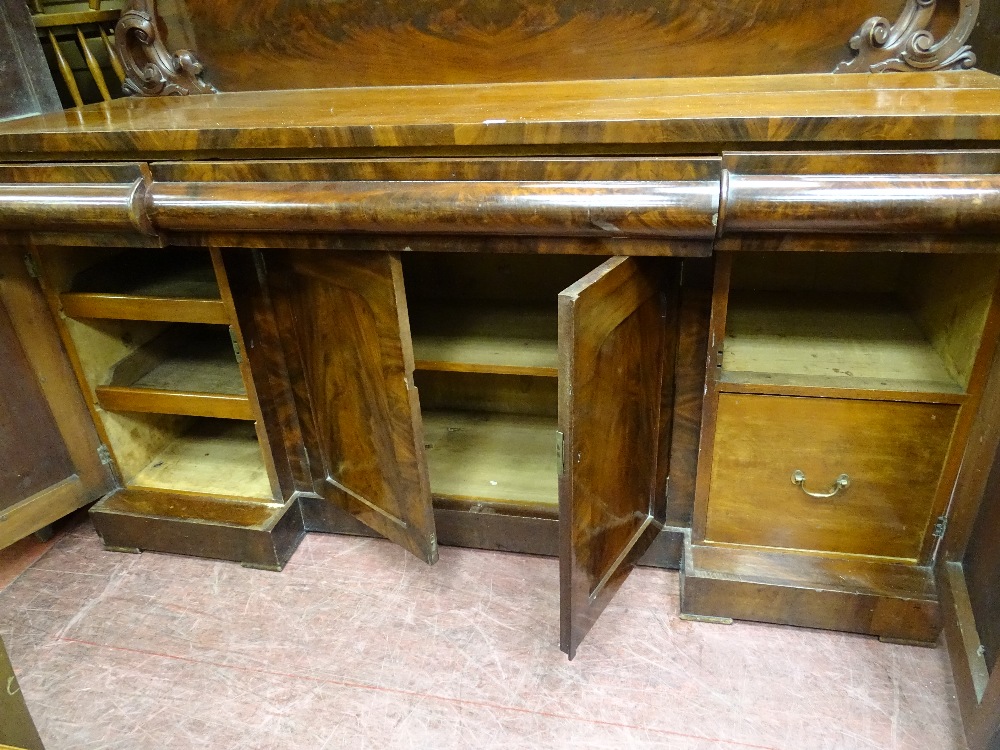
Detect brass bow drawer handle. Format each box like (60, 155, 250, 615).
(791, 469, 850, 499)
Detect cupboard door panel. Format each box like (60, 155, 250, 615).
(559, 256, 672, 658)
(267, 251, 438, 564)
(0, 250, 113, 550)
(0, 301, 75, 513)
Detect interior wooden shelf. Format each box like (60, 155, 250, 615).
(61, 250, 228, 324)
(95, 326, 251, 419)
(722, 292, 965, 395)
(129, 420, 272, 500)
(411, 304, 558, 377)
(422, 410, 558, 509)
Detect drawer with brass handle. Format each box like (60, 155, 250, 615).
(704, 394, 958, 561)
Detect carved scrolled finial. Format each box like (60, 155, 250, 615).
(115, 0, 217, 96)
(835, 0, 979, 74)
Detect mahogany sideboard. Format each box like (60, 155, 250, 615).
(2, 0, 1000, 745)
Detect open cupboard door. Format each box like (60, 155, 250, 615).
(262, 251, 438, 564)
(559, 256, 675, 658)
(0, 250, 114, 550)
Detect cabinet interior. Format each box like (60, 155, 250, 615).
(402, 252, 603, 511)
(723, 252, 1000, 395)
(39, 247, 272, 501)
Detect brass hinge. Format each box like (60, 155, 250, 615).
(97, 444, 113, 466)
(229, 327, 242, 364)
(556, 430, 566, 476)
(23, 253, 39, 279)
(933, 514, 948, 539)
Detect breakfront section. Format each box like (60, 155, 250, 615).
(683, 151, 1000, 644)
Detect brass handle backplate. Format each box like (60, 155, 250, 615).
(791, 469, 850, 499)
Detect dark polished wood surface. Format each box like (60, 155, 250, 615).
(263, 251, 439, 564)
(156, 0, 906, 90)
(1, 72, 1000, 160)
(559, 257, 670, 658)
(10, 152, 1000, 242)
(724, 174, 1000, 235)
(0, 181, 149, 234)
(149, 180, 720, 238)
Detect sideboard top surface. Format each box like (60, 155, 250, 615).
(1, 72, 999, 161)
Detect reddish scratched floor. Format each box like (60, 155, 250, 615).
(0, 520, 967, 749)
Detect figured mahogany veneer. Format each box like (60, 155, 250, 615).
(2, 56, 1000, 746)
(1, 73, 1000, 160)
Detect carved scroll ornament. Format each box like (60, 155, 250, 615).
(115, 0, 217, 96)
(835, 0, 979, 73)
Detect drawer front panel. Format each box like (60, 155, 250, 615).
(706, 394, 958, 560)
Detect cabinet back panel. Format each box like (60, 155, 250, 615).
(729, 252, 904, 295)
(37, 246, 123, 294)
(414, 371, 558, 418)
(402, 253, 604, 304)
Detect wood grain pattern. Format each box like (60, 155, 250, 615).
(413, 370, 558, 417)
(60, 249, 226, 323)
(210, 247, 285, 501)
(149, 180, 720, 239)
(707, 394, 958, 561)
(422, 410, 558, 509)
(559, 256, 670, 658)
(724, 173, 1000, 235)
(722, 292, 965, 394)
(682, 541, 941, 643)
(90, 488, 303, 569)
(411, 304, 558, 377)
(1, 72, 998, 161)
(663, 259, 712, 528)
(128, 420, 272, 499)
(0, 181, 149, 233)
(221, 248, 311, 498)
(155, 0, 906, 90)
(265, 251, 438, 564)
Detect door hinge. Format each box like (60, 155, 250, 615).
(556, 430, 566, 476)
(229, 327, 242, 364)
(97, 444, 113, 466)
(23, 253, 39, 279)
(933, 514, 948, 539)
